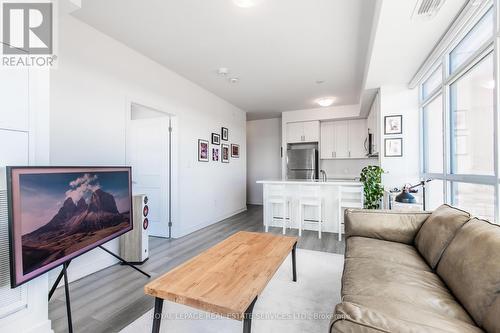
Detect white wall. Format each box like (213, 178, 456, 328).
(247, 118, 282, 204)
(0, 68, 52, 333)
(49, 15, 246, 283)
(379, 85, 420, 189)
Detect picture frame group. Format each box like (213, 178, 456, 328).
(384, 115, 403, 157)
(198, 127, 239, 162)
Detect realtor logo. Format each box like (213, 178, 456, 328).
(2, 2, 52, 54)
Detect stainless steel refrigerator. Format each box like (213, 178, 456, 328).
(286, 148, 318, 180)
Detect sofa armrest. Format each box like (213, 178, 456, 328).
(345, 209, 431, 245)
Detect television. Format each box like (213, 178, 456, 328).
(7, 166, 133, 287)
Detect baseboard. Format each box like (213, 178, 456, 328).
(25, 319, 53, 333)
(176, 206, 248, 238)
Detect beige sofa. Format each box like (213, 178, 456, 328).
(331, 204, 500, 333)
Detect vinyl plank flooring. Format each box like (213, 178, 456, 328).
(48, 204, 345, 332)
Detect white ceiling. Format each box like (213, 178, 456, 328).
(365, 0, 467, 89)
(72, 0, 377, 119)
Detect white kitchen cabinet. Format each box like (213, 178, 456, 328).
(367, 93, 380, 154)
(320, 122, 335, 159)
(349, 119, 367, 158)
(334, 121, 349, 158)
(286, 121, 319, 143)
(320, 119, 368, 159)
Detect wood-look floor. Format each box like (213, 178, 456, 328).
(48, 204, 345, 333)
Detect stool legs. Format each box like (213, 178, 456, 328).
(318, 202, 322, 239)
(298, 203, 303, 237)
(282, 200, 287, 235)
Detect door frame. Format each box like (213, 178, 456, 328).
(124, 97, 179, 238)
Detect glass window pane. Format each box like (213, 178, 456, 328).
(450, 8, 494, 73)
(422, 67, 442, 99)
(450, 53, 494, 175)
(426, 179, 444, 211)
(452, 182, 495, 221)
(423, 96, 443, 173)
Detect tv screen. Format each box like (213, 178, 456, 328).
(7, 167, 132, 287)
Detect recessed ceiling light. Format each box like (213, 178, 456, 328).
(229, 77, 240, 84)
(233, 0, 256, 8)
(217, 67, 229, 76)
(316, 80, 325, 84)
(316, 97, 335, 107)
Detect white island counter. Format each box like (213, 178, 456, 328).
(257, 179, 364, 237)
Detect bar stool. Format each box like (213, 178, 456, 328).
(338, 186, 364, 241)
(264, 185, 292, 234)
(298, 185, 323, 239)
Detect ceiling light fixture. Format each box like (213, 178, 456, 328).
(217, 67, 229, 76)
(316, 97, 335, 107)
(229, 77, 240, 84)
(233, 0, 256, 8)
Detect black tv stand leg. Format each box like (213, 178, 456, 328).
(48, 260, 71, 301)
(98, 245, 151, 278)
(62, 262, 73, 333)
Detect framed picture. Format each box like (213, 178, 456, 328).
(221, 144, 229, 163)
(231, 144, 240, 158)
(198, 139, 209, 162)
(385, 138, 403, 157)
(221, 127, 229, 141)
(212, 148, 219, 161)
(384, 115, 402, 135)
(211, 133, 220, 145)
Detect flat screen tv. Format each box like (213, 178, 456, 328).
(7, 166, 133, 287)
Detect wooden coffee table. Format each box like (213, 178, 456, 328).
(144, 231, 298, 333)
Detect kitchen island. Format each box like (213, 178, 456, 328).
(257, 179, 364, 237)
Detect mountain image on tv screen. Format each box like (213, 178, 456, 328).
(18, 171, 131, 276)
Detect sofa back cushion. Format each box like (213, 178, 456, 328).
(436, 218, 500, 330)
(414, 204, 470, 268)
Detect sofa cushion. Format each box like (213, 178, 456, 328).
(346, 236, 431, 272)
(342, 256, 474, 324)
(332, 300, 483, 333)
(415, 204, 470, 269)
(437, 218, 500, 330)
(345, 209, 431, 245)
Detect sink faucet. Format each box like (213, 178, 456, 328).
(320, 170, 327, 182)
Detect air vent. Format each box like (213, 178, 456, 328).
(412, 0, 446, 20)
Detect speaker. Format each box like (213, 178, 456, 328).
(119, 194, 149, 264)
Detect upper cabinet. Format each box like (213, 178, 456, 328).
(366, 93, 380, 155)
(320, 119, 368, 159)
(286, 121, 319, 143)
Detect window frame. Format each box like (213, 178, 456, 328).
(419, 2, 498, 222)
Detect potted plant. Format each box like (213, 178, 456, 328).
(360, 166, 384, 209)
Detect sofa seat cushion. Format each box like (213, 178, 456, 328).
(415, 204, 470, 269)
(342, 256, 475, 325)
(332, 300, 483, 333)
(346, 236, 431, 272)
(437, 218, 500, 332)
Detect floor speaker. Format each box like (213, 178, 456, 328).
(119, 194, 149, 264)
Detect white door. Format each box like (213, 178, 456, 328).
(349, 120, 367, 158)
(334, 121, 349, 158)
(302, 121, 320, 142)
(127, 113, 170, 237)
(286, 122, 304, 143)
(320, 122, 335, 159)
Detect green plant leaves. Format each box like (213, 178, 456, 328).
(360, 165, 384, 209)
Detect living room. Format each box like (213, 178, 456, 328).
(0, 0, 499, 332)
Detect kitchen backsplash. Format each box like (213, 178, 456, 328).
(320, 158, 379, 179)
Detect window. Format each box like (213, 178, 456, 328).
(422, 66, 442, 100)
(450, 8, 494, 73)
(451, 182, 495, 221)
(450, 53, 494, 176)
(423, 96, 443, 173)
(420, 5, 497, 222)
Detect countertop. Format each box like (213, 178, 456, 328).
(257, 179, 363, 186)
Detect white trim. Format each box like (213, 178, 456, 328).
(410, 0, 493, 88)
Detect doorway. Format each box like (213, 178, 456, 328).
(126, 102, 172, 238)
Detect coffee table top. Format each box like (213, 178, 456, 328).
(144, 231, 298, 320)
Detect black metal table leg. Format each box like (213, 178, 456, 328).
(62, 262, 73, 333)
(243, 297, 258, 333)
(152, 297, 164, 333)
(292, 242, 297, 282)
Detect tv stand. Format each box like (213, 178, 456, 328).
(48, 247, 151, 333)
